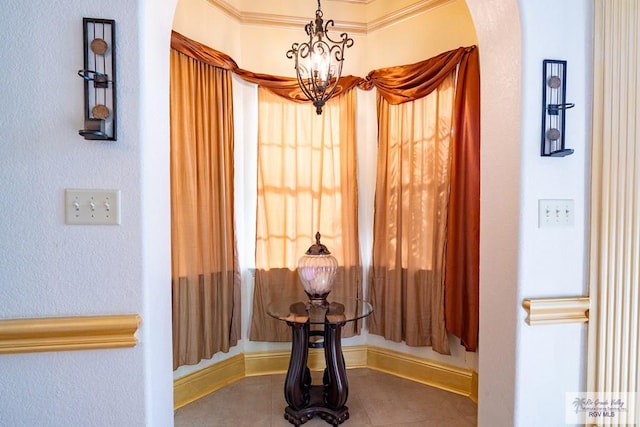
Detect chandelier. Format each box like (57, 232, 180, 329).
(287, 0, 354, 115)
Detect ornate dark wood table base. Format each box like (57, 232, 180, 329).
(283, 321, 348, 426)
(284, 385, 349, 426)
(268, 298, 372, 427)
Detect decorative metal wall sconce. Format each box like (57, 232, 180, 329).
(541, 59, 574, 157)
(78, 18, 117, 141)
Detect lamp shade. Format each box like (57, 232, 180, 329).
(297, 232, 338, 305)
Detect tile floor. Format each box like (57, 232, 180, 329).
(174, 368, 477, 427)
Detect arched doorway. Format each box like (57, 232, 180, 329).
(464, 1, 522, 425)
(162, 1, 523, 426)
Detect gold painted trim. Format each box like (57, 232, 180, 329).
(205, 0, 453, 34)
(366, 346, 475, 397)
(0, 314, 141, 355)
(522, 296, 590, 325)
(244, 348, 290, 375)
(469, 370, 478, 404)
(174, 345, 476, 409)
(173, 354, 245, 409)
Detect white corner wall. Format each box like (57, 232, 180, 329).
(514, 1, 592, 425)
(466, 0, 593, 425)
(0, 0, 176, 426)
(465, 0, 522, 424)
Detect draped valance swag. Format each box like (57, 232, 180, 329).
(170, 30, 479, 353)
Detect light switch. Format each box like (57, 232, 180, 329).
(65, 189, 121, 225)
(538, 199, 574, 228)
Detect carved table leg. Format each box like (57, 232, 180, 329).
(284, 321, 310, 411)
(323, 321, 349, 414)
(282, 318, 349, 426)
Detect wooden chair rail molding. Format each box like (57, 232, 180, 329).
(522, 296, 590, 325)
(0, 314, 141, 354)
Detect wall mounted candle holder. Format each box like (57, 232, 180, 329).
(78, 18, 117, 141)
(541, 59, 574, 157)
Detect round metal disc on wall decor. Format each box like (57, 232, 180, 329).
(92, 104, 110, 119)
(90, 38, 108, 55)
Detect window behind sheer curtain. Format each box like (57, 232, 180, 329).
(368, 72, 455, 354)
(249, 87, 362, 342)
(335, 46, 480, 352)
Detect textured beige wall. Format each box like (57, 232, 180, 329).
(365, 0, 477, 70)
(172, 0, 242, 59)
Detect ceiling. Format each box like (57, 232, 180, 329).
(207, 0, 454, 34)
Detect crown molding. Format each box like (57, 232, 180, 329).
(327, 0, 371, 3)
(241, 11, 365, 34)
(206, 0, 454, 34)
(367, 0, 454, 32)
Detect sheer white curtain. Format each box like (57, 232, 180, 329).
(368, 72, 455, 354)
(250, 87, 362, 342)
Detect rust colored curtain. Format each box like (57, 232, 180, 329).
(445, 48, 480, 352)
(365, 46, 480, 352)
(169, 48, 241, 369)
(249, 88, 362, 342)
(368, 74, 455, 354)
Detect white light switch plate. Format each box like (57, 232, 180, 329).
(65, 189, 121, 225)
(538, 199, 574, 227)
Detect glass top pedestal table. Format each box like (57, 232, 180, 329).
(267, 297, 373, 426)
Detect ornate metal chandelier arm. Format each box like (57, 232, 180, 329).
(286, 0, 354, 114)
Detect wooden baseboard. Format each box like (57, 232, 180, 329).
(173, 353, 245, 409)
(366, 346, 475, 397)
(174, 345, 477, 409)
(470, 370, 479, 403)
(0, 314, 141, 355)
